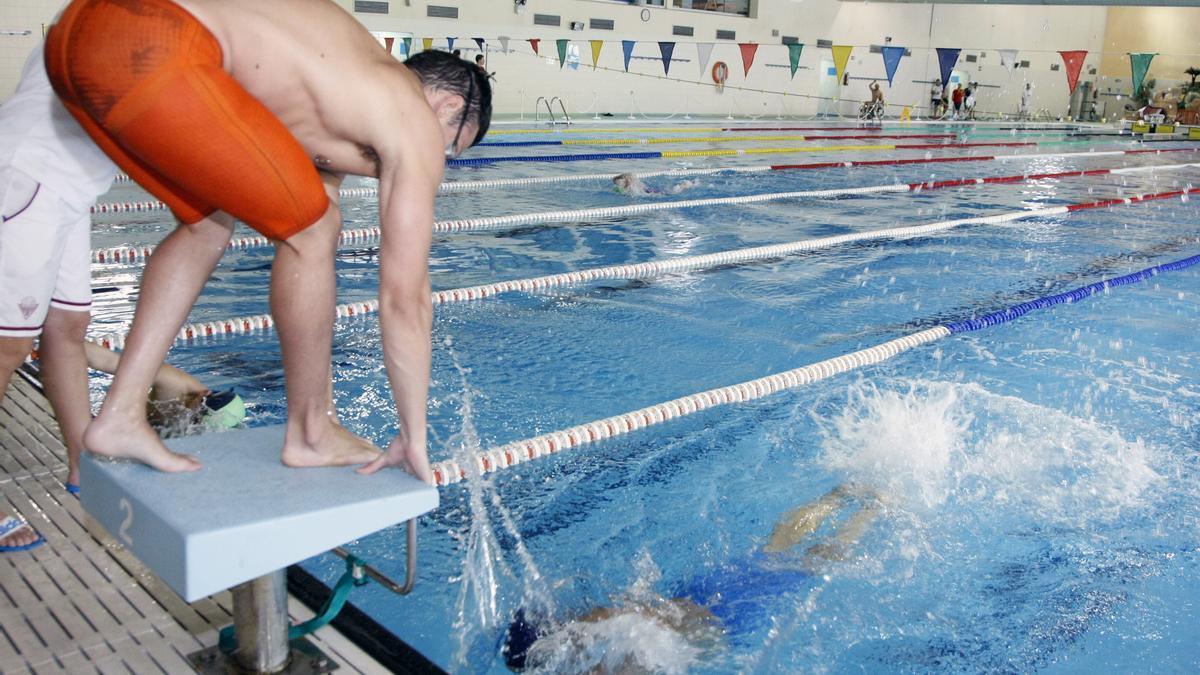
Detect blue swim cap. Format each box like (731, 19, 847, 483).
(502, 609, 543, 671)
(202, 390, 246, 429)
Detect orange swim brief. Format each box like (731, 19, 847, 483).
(45, 0, 327, 240)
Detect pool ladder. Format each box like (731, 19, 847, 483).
(535, 96, 572, 125)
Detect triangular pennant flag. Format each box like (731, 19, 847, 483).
(383, 36, 394, 54)
(881, 46, 905, 86)
(787, 43, 804, 79)
(1129, 52, 1155, 99)
(696, 42, 714, 77)
(528, 38, 540, 56)
(622, 40, 636, 72)
(935, 48, 960, 88)
(831, 45, 853, 82)
(402, 37, 412, 57)
(447, 37, 455, 52)
(999, 49, 1018, 77)
(658, 42, 675, 76)
(422, 38, 433, 52)
(590, 40, 604, 70)
(1059, 50, 1087, 94)
(556, 39, 569, 69)
(473, 37, 485, 51)
(738, 43, 759, 77)
(498, 36, 510, 53)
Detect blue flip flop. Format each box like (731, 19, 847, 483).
(65, 482, 80, 496)
(0, 515, 46, 553)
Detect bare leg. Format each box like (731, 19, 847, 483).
(273, 202, 380, 468)
(0, 336, 41, 547)
(805, 501, 880, 567)
(39, 308, 91, 487)
(764, 485, 849, 553)
(84, 215, 236, 472)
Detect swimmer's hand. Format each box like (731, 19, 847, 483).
(357, 437, 433, 484)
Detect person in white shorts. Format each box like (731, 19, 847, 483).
(0, 42, 116, 552)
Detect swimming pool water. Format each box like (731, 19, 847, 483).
(87, 123, 1200, 672)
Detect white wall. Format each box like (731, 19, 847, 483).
(0, 0, 1114, 119)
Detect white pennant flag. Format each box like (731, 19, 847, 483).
(696, 42, 715, 77)
(498, 36, 510, 53)
(999, 49, 1019, 77)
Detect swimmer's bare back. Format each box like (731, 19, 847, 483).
(175, 0, 443, 180)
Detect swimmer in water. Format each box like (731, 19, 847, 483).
(501, 484, 879, 671)
(612, 172, 657, 196)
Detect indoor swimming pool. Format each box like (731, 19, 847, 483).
(86, 122, 1200, 672)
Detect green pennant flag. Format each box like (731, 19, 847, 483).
(787, 43, 803, 79)
(402, 37, 412, 58)
(556, 39, 569, 69)
(1129, 52, 1156, 99)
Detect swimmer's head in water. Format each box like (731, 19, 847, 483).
(613, 173, 633, 189)
(202, 390, 246, 430)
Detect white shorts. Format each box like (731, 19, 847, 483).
(0, 167, 91, 338)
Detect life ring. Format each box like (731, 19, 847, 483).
(711, 61, 729, 92)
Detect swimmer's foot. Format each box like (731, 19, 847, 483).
(764, 486, 849, 553)
(85, 413, 202, 473)
(281, 421, 381, 468)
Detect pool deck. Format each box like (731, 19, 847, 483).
(0, 370, 383, 674)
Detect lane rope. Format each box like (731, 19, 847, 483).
(86, 185, 1199, 351)
(478, 133, 959, 147)
(430, 252, 1200, 486)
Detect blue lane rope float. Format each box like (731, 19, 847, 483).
(431, 253, 1200, 485)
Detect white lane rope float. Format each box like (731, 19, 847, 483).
(86, 185, 1199, 351)
(89, 160, 1200, 265)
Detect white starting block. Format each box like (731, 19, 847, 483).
(81, 425, 438, 673)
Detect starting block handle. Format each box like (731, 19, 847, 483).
(333, 519, 417, 596)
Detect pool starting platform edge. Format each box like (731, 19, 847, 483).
(80, 425, 438, 603)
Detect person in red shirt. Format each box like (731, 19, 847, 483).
(951, 85, 965, 119)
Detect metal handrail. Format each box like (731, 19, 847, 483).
(332, 519, 417, 596)
(550, 96, 572, 125)
(534, 96, 555, 123)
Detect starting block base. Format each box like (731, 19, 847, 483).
(187, 636, 336, 675)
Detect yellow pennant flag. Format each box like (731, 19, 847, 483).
(590, 40, 605, 70)
(832, 45, 853, 82)
(422, 38, 434, 52)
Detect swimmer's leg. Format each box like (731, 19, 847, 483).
(275, 182, 380, 469)
(804, 500, 881, 567)
(764, 485, 850, 553)
(85, 214, 236, 472)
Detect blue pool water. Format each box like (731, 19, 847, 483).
(88, 123, 1200, 672)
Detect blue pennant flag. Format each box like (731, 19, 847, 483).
(658, 41, 675, 76)
(881, 46, 905, 86)
(622, 40, 636, 72)
(935, 47, 960, 87)
(447, 37, 456, 52)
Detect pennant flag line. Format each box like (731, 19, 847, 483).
(935, 47, 960, 87)
(998, 49, 1018, 77)
(787, 43, 804, 79)
(738, 42, 759, 77)
(590, 40, 604, 70)
(831, 45, 853, 82)
(498, 36, 510, 53)
(1129, 52, 1155, 98)
(422, 37, 433, 51)
(658, 41, 676, 75)
(383, 36, 394, 54)
(696, 42, 714, 77)
(447, 37, 455, 52)
(880, 45, 905, 86)
(1059, 50, 1087, 94)
(528, 38, 540, 55)
(473, 37, 485, 52)
(402, 37, 412, 57)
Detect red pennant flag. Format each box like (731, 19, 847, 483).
(383, 37, 394, 54)
(738, 43, 759, 77)
(1059, 50, 1088, 94)
(528, 38, 540, 56)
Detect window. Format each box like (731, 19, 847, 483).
(672, 0, 750, 17)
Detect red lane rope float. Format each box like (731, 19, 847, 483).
(86, 184, 1199, 351)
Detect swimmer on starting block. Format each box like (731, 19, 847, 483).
(46, 0, 493, 480)
(501, 485, 880, 671)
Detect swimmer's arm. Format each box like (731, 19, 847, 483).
(84, 341, 208, 402)
(355, 134, 440, 483)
